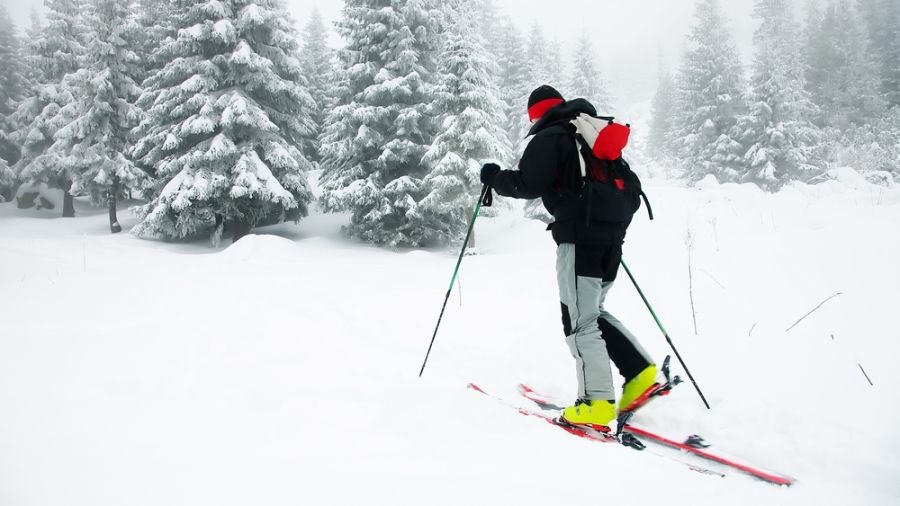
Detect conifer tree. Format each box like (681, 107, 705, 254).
(521, 23, 555, 222)
(567, 33, 614, 114)
(804, 1, 885, 130)
(648, 62, 677, 162)
(0, 157, 13, 203)
(489, 18, 529, 166)
(859, 0, 900, 109)
(546, 36, 566, 92)
(0, 5, 29, 172)
(13, 0, 86, 216)
(319, 0, 440, 247)
(51, 0, 145, 233)
(524, 23, 552, 90)
(23, 6, 45, 85)
(136, 0, 177, 83)
(299, 7, 333, 164)
(420, 0, 511, 245)
(26, 6, 43, 39)
(739, 0, 822, 189)
(884, 3, 900, 109)
(672, 0, 747, 183)
(132, 0, 316, 244)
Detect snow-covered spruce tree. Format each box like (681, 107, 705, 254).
(648, 63, 677, 163)
(23, 6, 45, 87)
(882, 2, 900, 109)
(298, 7, 334, 165)
(136, 0, 178, 83)
(524, 23, 552, 91)
(566, 34, 614, 115)
(132, 0, 315, 244)
(671, 0, 746, 183)
(546, 36, 566, 93)
(420, 0, 511, 245)
(804, 1, 885, 131)
(0, 5, 29, 175)
(13, 0, 86, 216)
(738, 0, 822, 190)
(488, 17, 529, 166)
(319, 0, 440, 247)
(520, 23, 558, 222)
(858, 0, 900, 109)
(131, 0, 181, 184)
(0, 157, 13, 203)
(50, 0, 145, 233)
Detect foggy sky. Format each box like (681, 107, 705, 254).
(3, 0, 821, 106)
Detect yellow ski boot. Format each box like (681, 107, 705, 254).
(619, 364, 659, 413)
(560, 399, 616, 432)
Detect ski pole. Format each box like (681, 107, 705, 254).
(419, 185, 493, 377)
(620, 259, 711, 410)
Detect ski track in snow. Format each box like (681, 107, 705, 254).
(1, 175, 899, 506)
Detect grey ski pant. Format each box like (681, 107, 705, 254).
(556, 243, 653, 401)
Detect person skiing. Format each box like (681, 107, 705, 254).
(479, 85, 657, 431)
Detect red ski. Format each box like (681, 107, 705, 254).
(468, 383, 727, 478)
(510, 383, 795, 487)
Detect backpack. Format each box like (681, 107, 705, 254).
(566, 113, 653, 226)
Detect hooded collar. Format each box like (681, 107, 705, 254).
(527, 98, 598, 137)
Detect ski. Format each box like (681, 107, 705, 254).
(467, 383, 726, 478)
(513, 384, 795, 487)
(519, 355, 683, 415)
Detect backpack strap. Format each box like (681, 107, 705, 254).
(574, 137, 587, 178)
(640, 191, 654, 220)
(572, 135, 592, 226)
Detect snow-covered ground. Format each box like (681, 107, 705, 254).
(2, 172, 899, 505)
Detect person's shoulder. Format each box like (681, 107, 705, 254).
(533, 122, 572, 139)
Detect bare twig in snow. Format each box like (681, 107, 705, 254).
(748, 322, 757, 337)
(832, 334, 875, 387)
(699, 269, 726, 290)
(710, 218, 720, 252)
(858, 363, 874, 386)
(686, 228, 698, 336)
(785, 292, 844, 332)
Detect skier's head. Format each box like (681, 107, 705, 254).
(528, 85, 565, 122)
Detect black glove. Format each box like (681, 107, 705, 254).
(480, 163, 500, 185)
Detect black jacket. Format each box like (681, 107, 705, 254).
(490, 99, 627, 245)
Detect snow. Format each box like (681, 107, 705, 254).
(1, 175, 900, 505)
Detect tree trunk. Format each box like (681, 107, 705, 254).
(62, 178, 75, 218)
(232, 218, 252, 243)
(108, 179, 122, 234)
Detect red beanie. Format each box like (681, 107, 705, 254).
(527, 85, 564, 121)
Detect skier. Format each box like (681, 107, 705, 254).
(479, 85, 657, 431)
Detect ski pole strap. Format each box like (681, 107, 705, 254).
(482, 185, 493, 207)
(640, 191, 654, 220)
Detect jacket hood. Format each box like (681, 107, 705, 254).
(527, 98, 598, 137)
